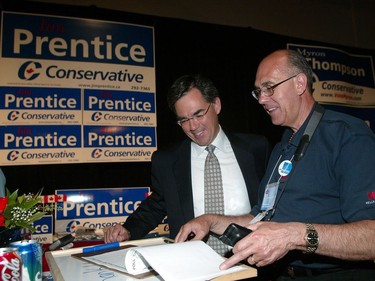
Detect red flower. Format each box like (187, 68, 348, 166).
(0, 197, 7, 213)
(0, 197, 7, 227)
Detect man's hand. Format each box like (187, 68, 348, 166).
(104, 224, 130, 243)
(176, 213, 253, 243)
(175, 214, 214, 242)
(220, 221, 304, 269)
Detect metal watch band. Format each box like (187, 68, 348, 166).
(305, 223, 319, 254)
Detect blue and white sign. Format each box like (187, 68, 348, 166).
(54, 187, 150, 233)
(288, 44, 375, 131)
(32, 215, 54, 244)
(1, 13, 154, 66)
(0, 11, 157, 165)
(0, 125, 81, 164)
(83, 89, 156, 126)
(288, 44, 375, 107)
(0, 86, 81, 125)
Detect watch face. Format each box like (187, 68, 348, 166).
(307, 231, 319, 246)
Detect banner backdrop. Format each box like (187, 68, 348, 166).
(288, 44, 375, 130)
(0, 11, 157, 165)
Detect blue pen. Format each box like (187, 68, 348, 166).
(82, 242, 120, 253)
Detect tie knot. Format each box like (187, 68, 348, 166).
(206, 144, 215, 154)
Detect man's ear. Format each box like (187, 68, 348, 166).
(296, 73, 307, 96)
(213, 97, 222, 114)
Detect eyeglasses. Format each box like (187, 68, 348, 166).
(177, 103, 211, 126)
(251, 74, 299, 100)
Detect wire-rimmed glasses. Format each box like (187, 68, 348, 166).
(251, 74, 299, 100)
(177, 103, 211, 126)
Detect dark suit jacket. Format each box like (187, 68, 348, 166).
(124, 132, 270, 239)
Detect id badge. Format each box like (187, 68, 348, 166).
(260, 182, 279, 211)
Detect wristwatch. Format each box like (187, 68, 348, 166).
(304, 223, 319, 254)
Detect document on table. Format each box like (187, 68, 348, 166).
(77, 240, 250, 281)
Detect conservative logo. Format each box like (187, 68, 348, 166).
(7, 111, 20, 121)
(6, 150, 19, 161)
(91, 148, 102, 159)
(91, 112, 102, 121)
(18, 61, 42, 80)
(66, 220, 81, 232)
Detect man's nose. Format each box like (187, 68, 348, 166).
(187, 117, 199, 130)
(258, 93, 269, 104)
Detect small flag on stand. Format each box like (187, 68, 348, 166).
(39, 194, 67, 203)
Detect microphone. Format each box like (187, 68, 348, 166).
(294, 134, 310, 161)
(49, 234, 75, 251)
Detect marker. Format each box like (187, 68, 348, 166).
(82, 242, 120, 253)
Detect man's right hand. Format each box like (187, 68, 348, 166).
(104, 224, 130, 243)
(175, 214, 216, 243)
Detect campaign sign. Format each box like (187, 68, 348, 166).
(83, 89, 156, 127)
(84, 125, 156, 148)
(1, 12, 154, 66)
(54, 187, 150, 233)
(83, 126, 156, 162)
(288, 43, 375, 131)
(0, 12, 155, 91)
(287, 44, 375, 107)
(0, 125, 82, 165)
(32, 215, 54, 244)
(0, 86, 82, 125)
(0, 11, 157, 164)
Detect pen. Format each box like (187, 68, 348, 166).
(82, 242, 120, 253)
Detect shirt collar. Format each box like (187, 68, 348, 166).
(191, 126, 227, 156)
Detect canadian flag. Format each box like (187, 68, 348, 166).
(47, 195, 57, 203)
(38, 195, 50, 203)
(39, 194, 67, 203)
(56, 194, 67, 202)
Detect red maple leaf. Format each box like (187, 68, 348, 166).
(26, 68, 34, 74)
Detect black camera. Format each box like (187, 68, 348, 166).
(218, 223, 252, 247)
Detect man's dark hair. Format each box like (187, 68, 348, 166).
(167, 74, 219, 114)
(287, 50, 314, 93)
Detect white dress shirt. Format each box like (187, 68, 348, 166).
(191, 127, 251, 217)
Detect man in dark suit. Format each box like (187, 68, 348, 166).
(104, 74, 269, 254)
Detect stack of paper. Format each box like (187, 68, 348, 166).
(80, 240, 255, 281)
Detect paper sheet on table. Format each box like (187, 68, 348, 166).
(79, 240, 246, 281)
(133, 240, 244, 281)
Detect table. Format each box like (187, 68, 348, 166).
(45, 237, 257, 281)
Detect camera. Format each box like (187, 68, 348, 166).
(218, 223, 252, 247)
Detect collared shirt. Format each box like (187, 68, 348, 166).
(251, 105, 375, 269)
(191, 127, 250, 217)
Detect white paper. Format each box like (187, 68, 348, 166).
(82, 240, 244, 281)
(135, 240, 243, 281)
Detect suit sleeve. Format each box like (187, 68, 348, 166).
(123, 151, 167, 239)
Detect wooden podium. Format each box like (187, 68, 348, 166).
(46, 237, 257, 281)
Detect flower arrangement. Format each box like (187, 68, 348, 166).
(0, 189, 46, 232)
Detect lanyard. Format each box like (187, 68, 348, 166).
(259, 104, 325, 222)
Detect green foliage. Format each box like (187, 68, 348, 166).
(3, 189, 46, 232)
